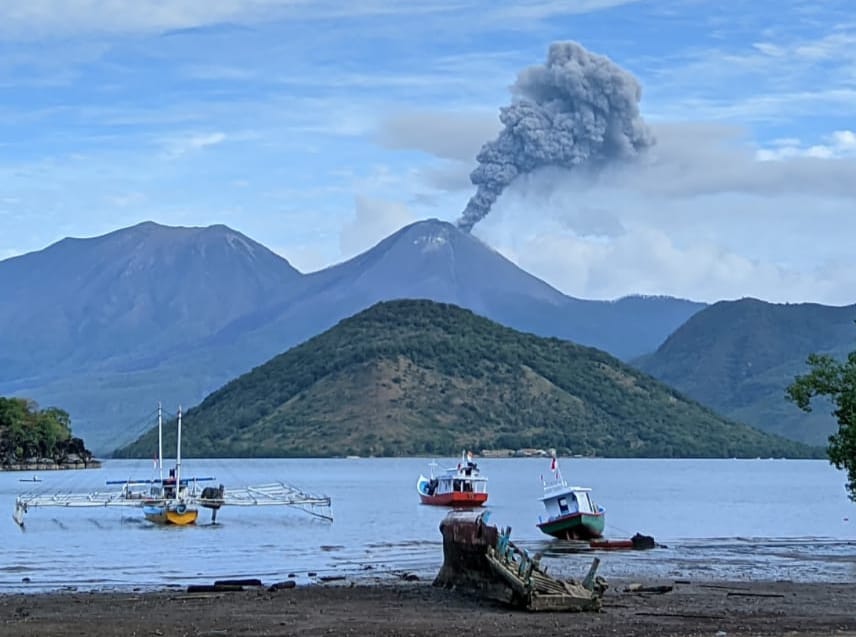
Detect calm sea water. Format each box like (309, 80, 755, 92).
(2, 457, 854, 593)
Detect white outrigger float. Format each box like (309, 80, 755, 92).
(12, 405, 333, 527)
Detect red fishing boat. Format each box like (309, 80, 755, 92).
(416, 451, 488, 506)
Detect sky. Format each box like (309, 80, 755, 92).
(0, 0, 854, 304)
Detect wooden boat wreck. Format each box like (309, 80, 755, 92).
(434, 510, 605, 612)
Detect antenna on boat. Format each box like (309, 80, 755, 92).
(157, 402, 164, 484)
(176, 405, 182, 498)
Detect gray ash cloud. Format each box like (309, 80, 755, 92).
(458, 41, 654, 233)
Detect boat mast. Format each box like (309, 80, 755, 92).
(157, 402, 164, 484)
(176, 405, 182, 498)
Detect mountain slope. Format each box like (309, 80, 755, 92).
(0, 221, 301, 382)
(193, 219, 704, 367)
(634, 298, 856, 445)
(114, 300, 814, 459)
(0, 219, 703, 453)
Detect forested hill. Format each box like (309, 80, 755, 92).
(114, 300, 818, 459)
(635, 298, 856, 445)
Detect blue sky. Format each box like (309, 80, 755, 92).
(1, 0, 855, 303)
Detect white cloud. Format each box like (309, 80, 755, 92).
(339, 196, 417, 258)
(0, 1, 292, 38)
(488, 0, 642, 21)
(161, 132, 227, 158)
(482, 223, 856, 305)
(643, 23, 856, 122)
(756, 129, 856, 160)
(105, 192, 146, 207)
(0, 0, 645, 39)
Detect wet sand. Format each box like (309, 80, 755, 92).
(1, 579, 855, 637)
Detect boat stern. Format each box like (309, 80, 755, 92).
(12, 498, 26, 527)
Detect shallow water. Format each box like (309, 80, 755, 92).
(2, 457, 854, 592)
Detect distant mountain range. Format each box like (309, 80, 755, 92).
(0, 219, 704, 453)
(114, 300, 815, 460)
(635, 298, 856, 445)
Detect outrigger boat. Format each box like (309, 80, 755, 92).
(139, 403, 199, 525)
(12, 404, 333, 527)
(537, 456, 604, 540)
(416, 450, 488, 506)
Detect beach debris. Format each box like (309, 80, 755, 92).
(624, 583, 674, 594)
(269, 580, 297, 591)
(214, 578, 263, 587)
(434, 510, 605, 611)
(589, 533, 657, 551)
(186, 584, 244, 593)
(185, 578, 265, 593)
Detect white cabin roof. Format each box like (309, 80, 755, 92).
(539, 483, 591, 501)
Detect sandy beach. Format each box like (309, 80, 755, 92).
(1, 578, 855, 637)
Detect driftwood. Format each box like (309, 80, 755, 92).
(213, 578, 263, 587)
(186, 584, 244, 593)
(269, 581, 296, 591)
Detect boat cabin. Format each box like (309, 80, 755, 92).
(540, 485, 597, 520)
(426, 469, 488, 497)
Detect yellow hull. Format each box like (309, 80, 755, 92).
(166, 508, 198, 525)
(143, 502, 198, 526)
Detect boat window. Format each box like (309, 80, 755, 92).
(558, 497, 569, 513)
(568, 493, 579, 514)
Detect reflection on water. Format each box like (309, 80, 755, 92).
(1, 457, 854, 592)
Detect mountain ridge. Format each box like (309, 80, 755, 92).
(114, 300, 815, 459)
(0, 218, 704, 452)
(635, 297, 856, 445)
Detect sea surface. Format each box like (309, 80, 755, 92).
(2, 457, 854, 593)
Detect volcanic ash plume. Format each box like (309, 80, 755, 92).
(457, 41, 655, 233)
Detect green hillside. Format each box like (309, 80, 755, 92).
(635, 298, 856, 445)
(114, 300, 818, 459)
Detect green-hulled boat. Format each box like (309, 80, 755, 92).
(536, 458, 605, 540)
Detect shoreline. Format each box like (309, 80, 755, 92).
(1, 578, 855, 636)
(1, 461, 102, 471)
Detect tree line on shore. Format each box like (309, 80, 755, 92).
(0, 396, 93, 467)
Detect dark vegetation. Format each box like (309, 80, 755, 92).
(788, 346, 856, 502)
(635, 298, 856, 445)
(114, 300, 818, 459)
(0, 397, 93, 466)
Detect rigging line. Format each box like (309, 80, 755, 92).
(117, 406, 162, 448)
(100, 406, 162, 494)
